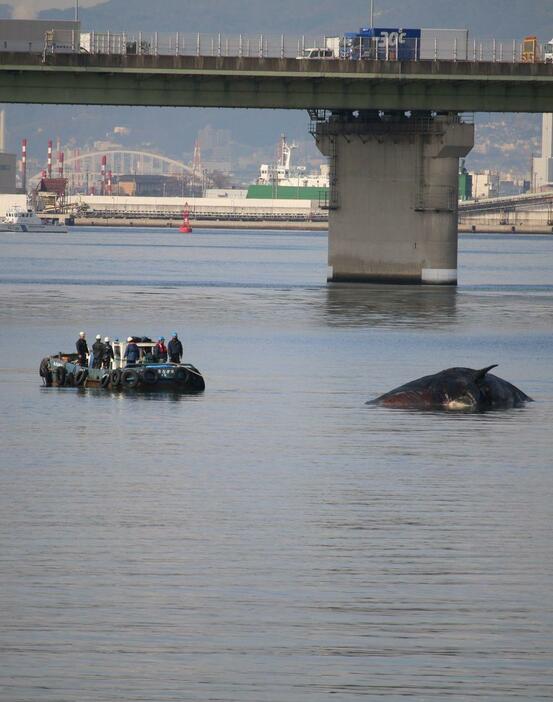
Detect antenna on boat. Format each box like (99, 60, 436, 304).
(370, 0, 375, 28)
(74, 0, 79, 21)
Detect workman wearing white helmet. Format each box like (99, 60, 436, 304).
(123, 337, 140, 366)
(92, 334, 104, 369)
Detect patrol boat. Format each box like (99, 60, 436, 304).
(39, 337, 205, 392)
(0, 205, 68, 233)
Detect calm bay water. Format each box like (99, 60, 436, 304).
(0, 227, 552, 701)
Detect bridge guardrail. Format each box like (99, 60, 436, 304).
(54, 30, 553, 64)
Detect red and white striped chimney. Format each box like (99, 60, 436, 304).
(21, 139, 27, 191)
(107, 169, 112, 196)
(47, 140, 53, 178)
(101, 155, 107, 195)
(58, 151, 65, 178)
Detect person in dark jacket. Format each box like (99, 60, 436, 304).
(168, 332, 183, 363)
(152, 337, 168, 363)
(92, 334, 104, 369)
(124, 337, 140, 366)
(76, 331, 89, 367)
(102, 337, 114, 370)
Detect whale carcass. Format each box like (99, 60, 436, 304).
(368, 366, 533, 411)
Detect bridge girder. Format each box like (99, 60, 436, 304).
(1, 54, 553, 112)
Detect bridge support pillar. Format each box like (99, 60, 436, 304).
(313, 111, 474, 284)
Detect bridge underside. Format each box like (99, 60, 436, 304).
(2, 54, 553, 112)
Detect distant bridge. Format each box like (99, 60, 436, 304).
(31, 149, 195, 187)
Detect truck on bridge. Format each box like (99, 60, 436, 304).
(298, 28, 469, 61)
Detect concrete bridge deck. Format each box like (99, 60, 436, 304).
(1, 53, 553, 112)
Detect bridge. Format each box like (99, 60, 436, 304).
(2, 50, 552, 284)
(2, 53, 553, 112)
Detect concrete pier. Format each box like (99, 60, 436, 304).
(314, 112, 474, 284)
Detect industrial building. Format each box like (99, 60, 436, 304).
(0, 109, 16, 194)
(533, 113, 553, 190)
(0, 19, 80, 53)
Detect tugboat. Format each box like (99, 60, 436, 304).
(39, 337, 205, 392)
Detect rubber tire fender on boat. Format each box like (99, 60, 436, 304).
(175, 367, 189, 384)
(100, 373, 110, 388)
(65, 372, 75, 386)
(110, 369, 122, 387)
(74, 368, 88, 386)
(55, 366, 66, 386)
(121, 368, 140, 388)
(142, 368, 158, 385)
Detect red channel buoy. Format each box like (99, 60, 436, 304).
(180, 206, 192, 233)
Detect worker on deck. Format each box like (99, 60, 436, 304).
(124, 337, 140, 366)
(102, 337, 114, 370)
(168, 332, 183, 363)
(153, 337, 168, 363)
(92, 334, 104, 369)
(76, 331, 88, 367)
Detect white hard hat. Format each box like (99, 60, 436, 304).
(127, 337, 133, 342)
(79, 331, 85, 337)
(104, 337, 110, 342)
(96, 334, 101, 340)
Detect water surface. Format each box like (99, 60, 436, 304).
(0, 227, 552, 701)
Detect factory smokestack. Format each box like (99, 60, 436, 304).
(21, 139, 27, 192)
(47, 140, 53, 178)
(101, 155, 107, 195)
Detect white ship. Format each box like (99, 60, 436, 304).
(257, 135, 329, 188)
(0, 205, 68, 233)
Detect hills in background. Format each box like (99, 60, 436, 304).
(32, 0, 553, 39)
(1, 0, 549, 181)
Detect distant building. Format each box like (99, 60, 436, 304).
(115, 174, 194, 197)
(198, 125, 232, 173)
(471, 170, 500, 199)
(0, 19, 80, 53)
(533, 114, 553, 190)
(0, 108, 16, 194)
(0, 152, 16, 194)
(458, 160, 473, 201)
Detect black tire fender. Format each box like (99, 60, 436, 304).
(65, 372, 75, 386)
(74, 368, 88, 386)
(55, 366, 66, 386)
(142, 368, 159, 385)
(100, 373, 110, 388)
(110, 369, 122, 387)
(121, 368, 140, 388)
(175, 367, 189, 383)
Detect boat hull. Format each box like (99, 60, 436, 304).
(40, 355, 205, 393)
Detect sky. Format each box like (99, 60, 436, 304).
(10, 0, 101, 19)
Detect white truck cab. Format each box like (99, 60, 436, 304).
(544, 40, 553, 63)
(297, 47, 335, 59)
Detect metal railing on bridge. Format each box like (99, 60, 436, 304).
(64, 31, 553, 64)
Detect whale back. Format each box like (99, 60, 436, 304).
(369, 366, 533, 410)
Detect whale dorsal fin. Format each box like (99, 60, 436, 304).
(474, 365, 498, 384)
